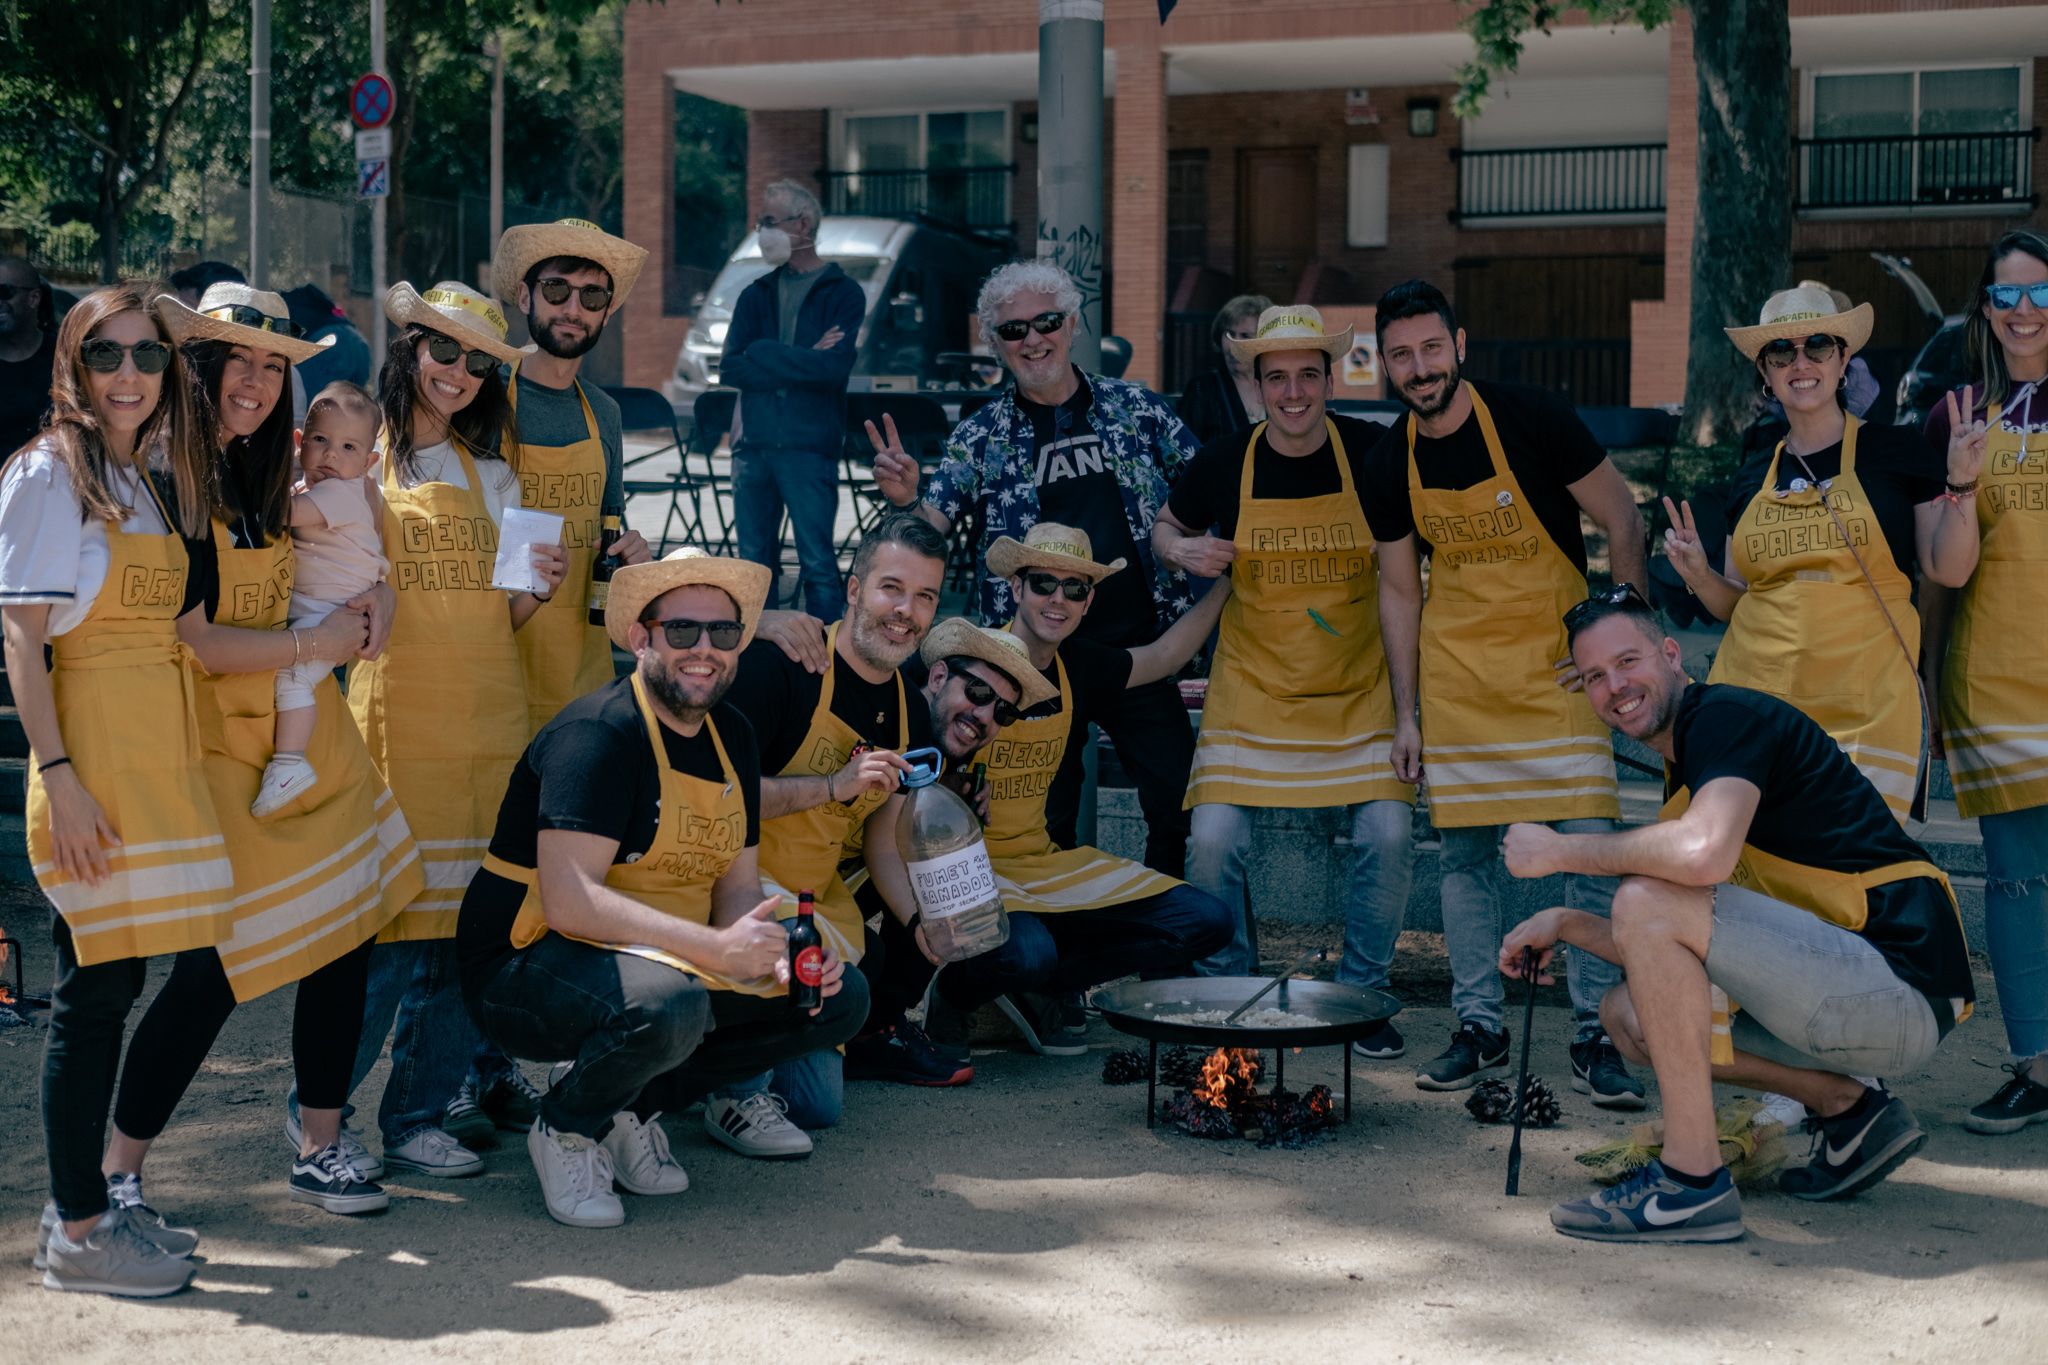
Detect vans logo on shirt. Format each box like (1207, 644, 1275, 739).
(1034, 432, 1108, 486)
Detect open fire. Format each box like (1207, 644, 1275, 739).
(1161, 1046, 1337, 1148)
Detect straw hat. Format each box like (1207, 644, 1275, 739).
(383, 281, 535, 365)
(918, 618, 1059, 709)
(492, 217, 648, 316)
(155, 283, 336, 363)
(1724, 285, 1874, 361)
(605, 547, 772, 652)
(1223, 304, 1353, 365)
(986, 522, 1127, 582)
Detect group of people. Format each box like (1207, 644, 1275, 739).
(6, 204, 2044, 1291)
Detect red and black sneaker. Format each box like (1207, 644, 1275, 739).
(846, 1021, 974, 1086)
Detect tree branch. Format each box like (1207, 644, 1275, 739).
(118, 2, 211, 217)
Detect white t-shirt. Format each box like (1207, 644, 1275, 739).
(0, 441, 175, 637)
(399, 440, 523, 527)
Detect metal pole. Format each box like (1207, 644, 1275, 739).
(1036, 0, 1103, 373)
(488, 32, 505, 276)
(371, 0, 388, 360)
(249, 0, 270, 283)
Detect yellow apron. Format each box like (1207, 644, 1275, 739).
(1941, 401, 2048, 818)
(1710, 419, 1924, 820)
(756, 623, 899, 964)
(1661, 787, 1967, 1063)
(350, 438, 529, 941)
(26, 475, 234, 965)
(494, 673, 780, 997)
(195, 520, 423, 1000)
(978, 645, 1180, 914)
(1186, 419, 1411, 809)
(1408, 389, 1619, 828)
(508, 368, 613, 737)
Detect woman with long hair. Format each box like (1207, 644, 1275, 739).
(1923, 228, 2048, 1135)
(2, 282, 224, 1296)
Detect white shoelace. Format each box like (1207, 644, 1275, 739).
(622, 1112, 678, 1171)
(734, 1092, 796, 1134)
(552, 1129, 617, 1204)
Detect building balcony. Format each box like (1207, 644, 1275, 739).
(1450, 143, 1668, 225)
(820, 165, 1015, 233)
(1795, 128, 2041, 214)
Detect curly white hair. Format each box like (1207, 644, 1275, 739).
(975, 260, 1082, 341)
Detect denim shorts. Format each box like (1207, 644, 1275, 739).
(1704, 882, 1943, 1077)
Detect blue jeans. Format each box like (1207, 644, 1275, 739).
(732, 446, 842, 619)
(1982, 802, 2048, 1059)
(1185, 800, 1415, 986)
(937, 885, 1234, 1011)
(1440, 817, 1622, 1042)
(716, 1049, 846, 1129)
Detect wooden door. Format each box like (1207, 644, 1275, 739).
(1237, 148, 1317, 301)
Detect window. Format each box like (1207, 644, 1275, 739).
(832, 109, 1011, 228)
(1805, 65, 2031, 209)
(1166, 150, 1208, 274)
(1346, 144, 1389, 248)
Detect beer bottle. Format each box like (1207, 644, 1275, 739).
(788, 890, 824, 1010)
(587, 514, 623, 628)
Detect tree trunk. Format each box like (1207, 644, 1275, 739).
(1679, 0, 1792, 448)
(98, 165, 124, 284)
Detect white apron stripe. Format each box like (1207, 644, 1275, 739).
(1193, 739, 1395, 775)
(39, 853, 237, 915)
(1427, 752, 1618, 788)
(1430, 783, 1619, 806)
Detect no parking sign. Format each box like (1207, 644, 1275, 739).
(351, 72, 394, 129)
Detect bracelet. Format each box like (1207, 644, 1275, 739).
(1944, 479, 1978, 496)
(37, 756, 71, 774)
(290, 629, 302, 666)
(826, 772, 839, 804)
(531, 588, 552, 603)
(907, 910, 923, 933)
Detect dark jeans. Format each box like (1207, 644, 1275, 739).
(465, 931, 868, 1140)
(936, 884, 1233, 1011)
(732, 446, 843, 620)
(1044, 675, 1194, 877)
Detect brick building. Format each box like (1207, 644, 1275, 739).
(620, 0, 2048, 408)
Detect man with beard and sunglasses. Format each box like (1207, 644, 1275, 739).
(1360, 278, 1651, 1104)
(456, 549, 864, 1229)
(1499, 591, 1970, 1242)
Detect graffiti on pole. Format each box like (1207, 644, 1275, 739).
(1035, 220, 1103, 336)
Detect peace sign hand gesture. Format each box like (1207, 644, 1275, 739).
(866, 413, 922, 509)
(1944, 385, 1989, 488)
(1660, 495, 1709, 583)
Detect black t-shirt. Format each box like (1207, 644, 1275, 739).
(1721, 423, 1942, 578)
(0, 330, 57, 460)
(1669, 683, 1973, 1008)
(1361, 380, 1608, 574)
(1018, 635, 1135, 732)
(1021, 373, 1153, 648)
(729, 637, 934, 774)
(1168, 414, 1381, 539)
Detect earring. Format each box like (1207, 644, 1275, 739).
(1760, 379, 1771, 396)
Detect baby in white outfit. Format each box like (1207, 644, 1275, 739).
(253, 381, 391, 817)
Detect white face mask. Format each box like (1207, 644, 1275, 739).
(757, 228, 793, 267)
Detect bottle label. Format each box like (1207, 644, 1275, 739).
(793, 945, 824, 987)
(587, 581, 609, 610)
(906, 843, 998, 920)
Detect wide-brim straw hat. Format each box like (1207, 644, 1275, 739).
(605, 547, 772, 653)
(918, 618, 1060, 710)
(1223, 303, 1353, 364)
(986, 521, 1126, 582)
(155, 283, 336, 363)
(492, 217, 648, 316)
(1725, 285, 1874, 361)
(383, 281, 535, 365)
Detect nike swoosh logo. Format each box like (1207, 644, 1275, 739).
(1826, 1120, 1873, 1166)
(1641, 1194, 1718, 1226)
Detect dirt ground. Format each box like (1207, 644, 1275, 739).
(4, 884, 2045, 1364)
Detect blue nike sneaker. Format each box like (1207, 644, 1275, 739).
(1549, 1159, 1744, 1243)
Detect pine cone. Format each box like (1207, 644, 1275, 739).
(1160, 1046, 1204, 1089)
(1101, 1048, 1148, 1085)
(1521, 1076, 1562, 1128)
(1466, 1077, 1516, 1122)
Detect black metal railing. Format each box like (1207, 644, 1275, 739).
(1451, 143, 1666, 221)
(1796, 129, 2040, 211)
(1461, 339, 1633, 407)
(821, 166, 1015, 230)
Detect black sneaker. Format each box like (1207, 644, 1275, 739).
(1965, 1064, 2048, 1135)
(480, 1067, 544, 1133)
(1351, 1018, 1406, 1060)
(290, 1143, 391, 1215)
(1415, 1022, 1510, 1091)
(845, 1022, 975, 1086)
(1571, 1034, 1648, 1109)
(1778, 1088, 1927, 1201)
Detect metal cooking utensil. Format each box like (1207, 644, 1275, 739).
(1223, 947, 1327, 1025)
(1505, 947, 1539, 1197)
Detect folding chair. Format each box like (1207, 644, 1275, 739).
(690, 389, 739, 555)
(838, 393, 953, 556)
(608, 386, 713, 555)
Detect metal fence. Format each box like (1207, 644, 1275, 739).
(1451, 143, 1667, 221)
(1461, 339, 1632, 407)
(1796, 129, 2041, 211)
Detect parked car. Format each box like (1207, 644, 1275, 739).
(663, 215, 1008, 427)
(1893, 314, 1969, 432)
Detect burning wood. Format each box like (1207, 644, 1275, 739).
(1160, 1047, 1338, 1148)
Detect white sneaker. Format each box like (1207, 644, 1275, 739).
(702, 1092, 814, 1160)
(382, 1126, 484, 1179)
(1753, 1092, 1808, 1130)
(602, 1112, 690, 1196)
(252, 754, 317, 818)
(285, 1109, 383, 1181)
(527, 1120, 625, 1228)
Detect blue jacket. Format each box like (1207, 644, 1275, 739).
(719, 263, 866, 455)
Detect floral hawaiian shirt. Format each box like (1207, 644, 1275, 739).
(925, 372, 1199, 636)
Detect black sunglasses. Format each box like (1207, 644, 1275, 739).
(1024, 571, 1093, 602)
(1759, 334, 1841, 370)
(81, 338, 173, 375)
(0, 283, 38, 303)
(993, 310, 1067, 343)
(536, 277, 613, 312)
(646, 617, 744, 651)
(205, 303, 305, 338)
(424, 332, 499, 377)
(954, 669, 1022, 727)
(1562, 582, 1651, 632)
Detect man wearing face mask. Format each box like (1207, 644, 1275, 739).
(720, 181, 866, 621)
(0, 254, 57, 457)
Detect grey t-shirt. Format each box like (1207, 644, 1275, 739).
(510, 370, 625, 519)
(776, 265, 826, 345)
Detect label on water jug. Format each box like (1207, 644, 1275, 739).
(906, 843, 998, 919)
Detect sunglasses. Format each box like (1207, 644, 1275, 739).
(80, 338, 173, 374)
(1024, 571, 1093, 602)
(0, 283, 37, 302)
(1759, 335, 1842, 369)
(1985, 282, 2048, 311)
(1562, 582, 1651, 632)
(993, 311, 1067, 343)
(954, 670, 1023, 727)
(424, 332, 499, 377)
(536, 277, 614, 312)
(645, 617, 744, 651)
(205, 304, 304, 338)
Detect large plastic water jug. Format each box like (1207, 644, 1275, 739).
(894, 747, 1009, 961)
